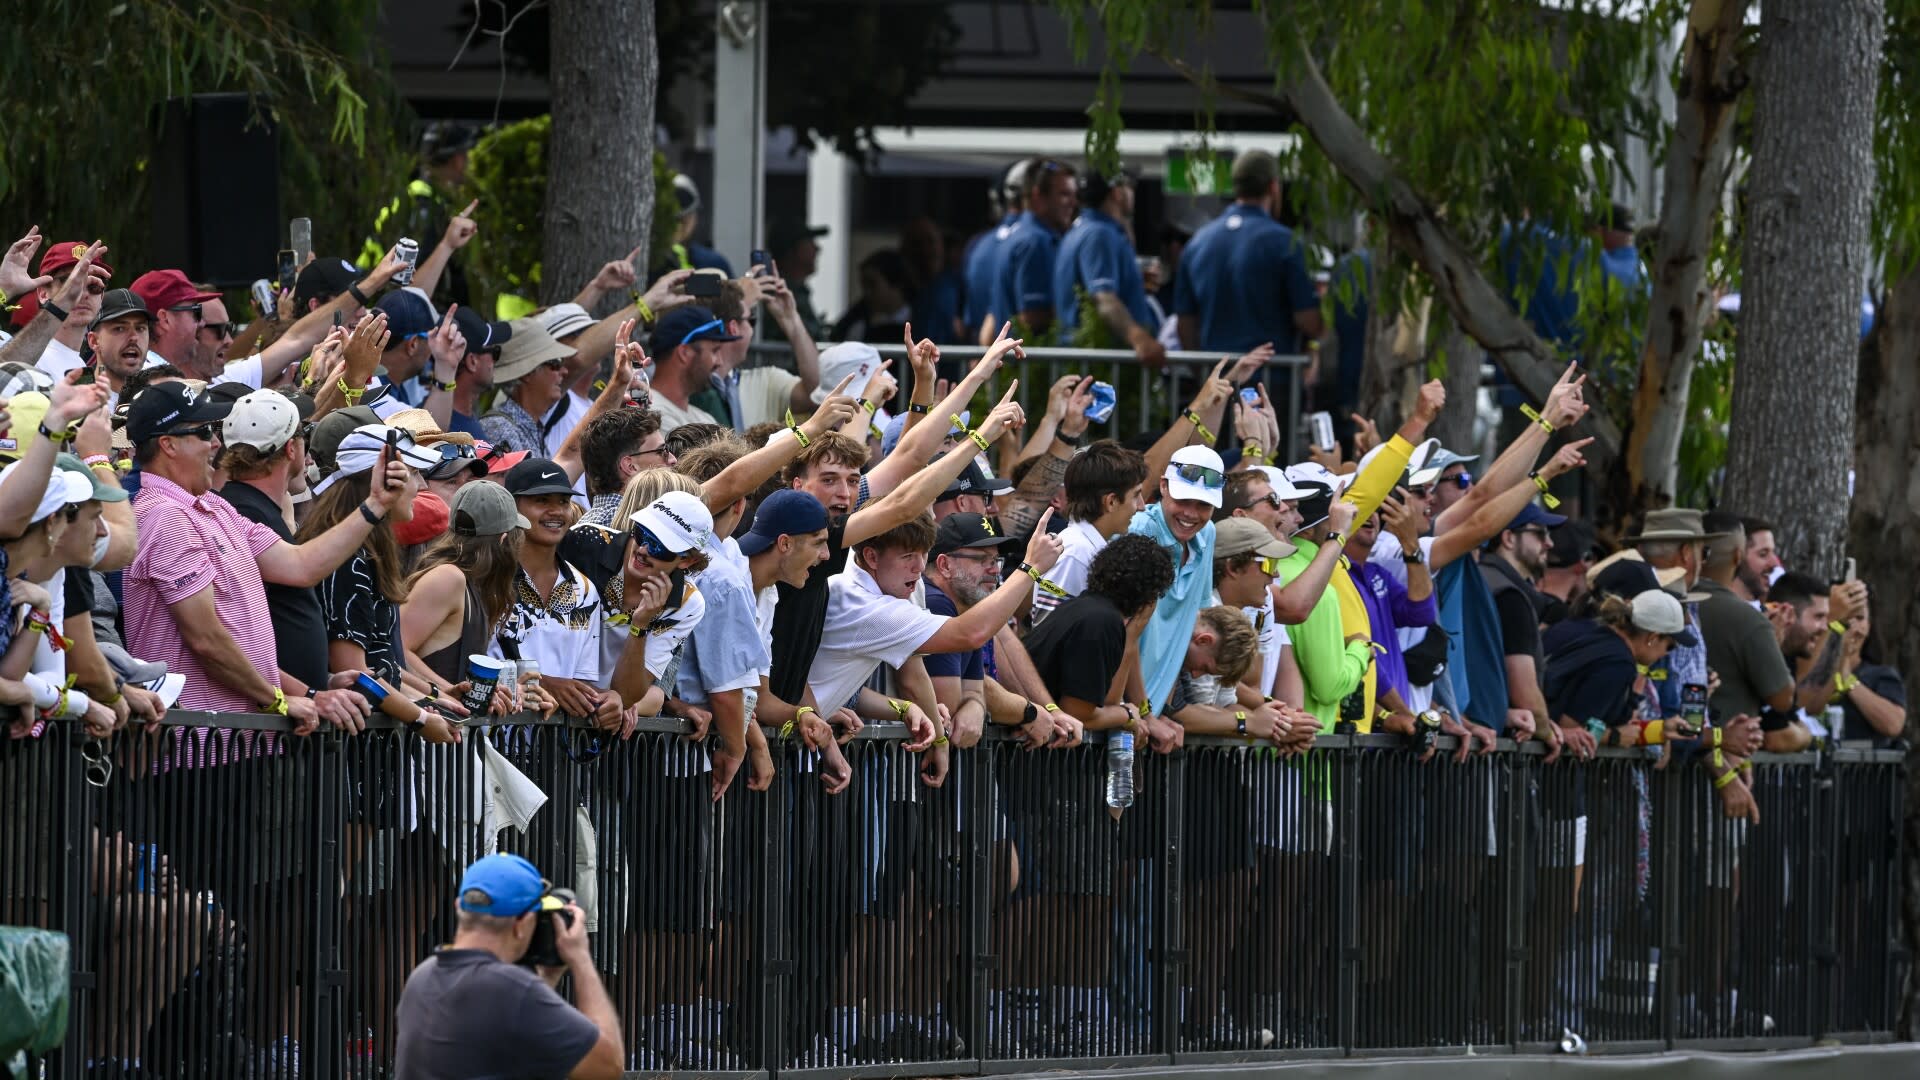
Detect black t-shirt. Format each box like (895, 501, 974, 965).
(1841, 663, 1907, 745)
(63, 567, 92, 619)
(218, 482, 329, 689)
(1482, 556, 1543, 665)
(768, 515, 849, 705)
(393, 947, 599, 1080)
(1541, 618, 1638, 729)
(1024, 591, 1127, 709)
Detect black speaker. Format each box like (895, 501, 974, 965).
(148, 94, 280, 288)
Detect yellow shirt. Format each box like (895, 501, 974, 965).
(1326, 432, 1415, 730)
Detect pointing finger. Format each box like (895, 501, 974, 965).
(830, 370, 859, 396)
(460, 199, 479, 217)
(1210, 355, 1230, 380)
(1035, 506, 1054, 532)
(996, 379, 1019, 407)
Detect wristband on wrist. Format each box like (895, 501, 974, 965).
(432, 374, 459, 393)
(1713, 766, 1739, 790)
(1829, 620, 1848, 636)
(1043, 702, 1060, 714)
(347, 283, 372, 307)
(782, 704, 816, 738)
(1234, 709, 1249, 736)
(337, 379, 365, 405)
(856, 397, 879, 415)
(1182, 409, 1214, 443)
(267, 688, 290, 716)
(888, 698, 910, 719)
(1528, 471, 1561, 509)
(783, 409, 811, 447)
(83, 454, 111, 468)
(1241, 441, 1266, 463)
(358, 502, 385, 526)
(37, 422, 74, 445)
(40, 299, 69, 324)
(1834, 672, 1860, 696)
(952, 414, 991, 452)
(908, 402, 931, 415)
(631, 291, 656, 327)
(1519, 403, 1555, 433)
(1055, 429, 1083, 448)
(933, 734, 950, 747)
(1021, 562, 1068, 597)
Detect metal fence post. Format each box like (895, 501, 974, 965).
(1653, 754, 1681, 1051)
(964, 742, 995, 1065)
(1333, 741, 1361, 1053)
(1808, 751, 1840, 1038)
(755, 738, 792, 1072)
(1503, 743, 1530, 1051)
(1157, 747, 1187, 1057)
(305, 732, 346, 1080)
(58, 733, 90, 1080)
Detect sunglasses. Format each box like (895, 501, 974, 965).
(1251, 492, 1283, 510)
(1451, 471, 1474, 490)
(166, 302, 203, 321)
(538, 358, 566, 373)
(630, 523, 678, 562)
(628, 444, 673, 462)
(1172, 463, 1226, 489)
(1516, 526, 1550, 541)
(1258, 555, 1284, 576)
(165, 423, 219, 442)
(202, 322, 234, 339)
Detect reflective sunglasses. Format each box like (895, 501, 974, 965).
(1258, 555, 1284, 576)
(630, 523, 678, 562)
(1172, 463, 1226, 489)
(628, 443, 673, 463)
(1451, 471, 1474, 490)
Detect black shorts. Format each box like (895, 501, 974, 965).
(632, 773, 715, 932)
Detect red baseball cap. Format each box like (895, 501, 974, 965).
(39, 241, 111, 281)
(130, 269, 220, 315)
(486, 449, 530, 475)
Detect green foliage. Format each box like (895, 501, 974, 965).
(461, 0, 961, 160)
(1876, 0, 1920, 270)
(467, 115, 675, 314)
(0, 0, 408, 274)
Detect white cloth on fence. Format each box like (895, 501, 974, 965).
(479, 736, 548, 854)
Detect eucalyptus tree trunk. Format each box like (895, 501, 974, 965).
(543, 0, 658, 309)
(1721, 0, 1882, 579)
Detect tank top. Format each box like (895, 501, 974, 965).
(422, 581, 494, 685)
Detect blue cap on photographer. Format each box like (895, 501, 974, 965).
(457, 854, 546, 916)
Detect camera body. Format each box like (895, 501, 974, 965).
(520, 886, 578, 968)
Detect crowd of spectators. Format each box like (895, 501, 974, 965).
(0, 139, 1904, 1074)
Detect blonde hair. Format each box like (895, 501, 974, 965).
(1197, 605, 1259, 685)
(611, 466, 710, 574)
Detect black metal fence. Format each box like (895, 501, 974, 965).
(3, 717, 1906, 1078)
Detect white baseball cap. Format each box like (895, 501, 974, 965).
(0, 461, 92, 524)
(312, 425, 442, 495)
(1165, 445, 1226, 507)
(223, 390, 301, 454)
(631, 490, 714, 554)
(1253, 465, 1315, 502)
(535, 302, 594, 341)
(813, 342, 883, 405)
(1630, 588, 1699, 648)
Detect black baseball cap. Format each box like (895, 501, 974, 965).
(931, 513, 1018, 557)
(502, 457, 576, 497)
(89, 288, 152, 332)
(124, 381, 233, 445)
(938, 460, 1014, 503)
(294, 257, 367, 309)
(452, 304, 513, 354)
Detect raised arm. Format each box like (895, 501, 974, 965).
(1434, 363, 1586, 534)
(865, 324, 1022, 498)
(845, 384, 1025, 547)
(761, 275, 823, 410)
(1144, 355, 1233, 484)
(257, 456, 411, 587)
(1430, 438, 1590, 570)
(412, 200, 479, 302)
(701, 374, 857, 514)
(919, 513, 1063, 654)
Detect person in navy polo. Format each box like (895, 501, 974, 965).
(1174, 149, 1324, 358)
(1052, 170, 1166, 366)
(986, 159, 1078, 343)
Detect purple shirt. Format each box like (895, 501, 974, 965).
(1348, 557, 1438, 704)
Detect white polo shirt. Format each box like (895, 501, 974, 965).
(1030, 517, 1109, 624)
(808, 563, 948, 714)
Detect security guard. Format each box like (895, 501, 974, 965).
(1051, 169, 1165, 364)
(362, 121, 478, 305)
(985, 158, 1078, 344)
(1173, 149, 1323, 357)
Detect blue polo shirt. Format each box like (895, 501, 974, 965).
(1053, 208, 1154, 336)
(989, 211, 1063, 331)
(1434, 557, 1509, 732)
(962, 215, 1016, 337)
(1127, 504, 1216, 716)
(1173, 202, 1319, 354)
(1498, 220, 1583, 350)
(1330, 250, 1371, 411)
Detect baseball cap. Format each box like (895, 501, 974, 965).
(1655, 565, 1712, 604)
(89, 288, 152, 332)
(630, 490, 714, 554)
(293, 257, 365, 309)
(40, 241, 110, 280)
(536, 303, 594, 342)
(813, 342, 883, 405)
(649, 305, 739, 360)
(306, 405, 383, 472)
(1548, 520, 1598, 569)
(1586, 549, 1651, 594)
(673, 173, 702, 218)
(1630, 589, 1698, 648)
(769, 220, 829, 255)
(502, 456, 576, 497)
(486, 448, 531, 475)
(0, 362, 53, 401)
(222, 389, 303, 454)
(931, 513, 1017, 557)
(423, 441, 488, 482)
(311, 425, 442, 495)
(125, 381, 232, 445)
(738, 489, 828, 556)
(1502, 502, 1568, 535)
(1165, 445, 1227, 508)
(375, 288, 440, 340)
(0, 393, 50, 460)
(130, 270, 219, 317)
(1414, 447, 1479, 487)
(1251, 465, 1315, 502)
(56, 452, 128, 503)
(452, 305, 512, 353)
(452, 480, 531, 536)
(393, 489, 450, 547)
(1283, 461, 1341, 494)
(456, 854, 547, 917)
(0, 459, 92, 524)
(1215, 516, 1295, 561)
(493, 319, 576, 384)
(939, 460, 1014, 503)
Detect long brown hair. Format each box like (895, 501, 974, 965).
(407, 527, 524, 636)
(294, 470, 409, 603)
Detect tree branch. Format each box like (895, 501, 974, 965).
(1161, 49, 1623, 458)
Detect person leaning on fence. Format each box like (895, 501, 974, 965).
(395, 854, 624, 1080)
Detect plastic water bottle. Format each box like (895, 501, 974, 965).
(1106, 731, 1135, 809)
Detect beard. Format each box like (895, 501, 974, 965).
(951, 576, 995, 607)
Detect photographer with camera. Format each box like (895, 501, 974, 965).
(395, 854, 624, 1079)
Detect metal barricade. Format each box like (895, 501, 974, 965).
(1, 715, 1908, 1078)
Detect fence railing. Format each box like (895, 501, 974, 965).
(747, 341, 1313, 460)
(2, 715, 1906, 1078)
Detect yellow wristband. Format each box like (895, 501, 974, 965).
(1043, 703, 1060, 714)
(1520, 403, 1555, 433)
(267, 688, 290, 716)
(952, 414, 990, 451)
(1529, 471, 1560, 509)
(631, 291, 656, 327)
(337, 379, 365, 405)
(888, 698, 910, 719)
(1829, 621, 1848, 636)
(1182, 409, 1214, 443)
(783, 410, 811, 447)
(933, 734, 950, 747)
(1713, 767, 1738, 790)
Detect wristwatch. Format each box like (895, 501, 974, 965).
(1022, 701, 1039, 726)
(1234, 709, 1249, 736)
(1403, 545, 1424, 564)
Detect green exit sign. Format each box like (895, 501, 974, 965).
(1165, 147, 1235, 195)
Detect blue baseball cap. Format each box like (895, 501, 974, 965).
(649, 304, 738, 357)
(375, 288, 439, 340)
(456, 854, 545, 916)
(738, 488, 828, 556)
(1503, 502, 1568, 534)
